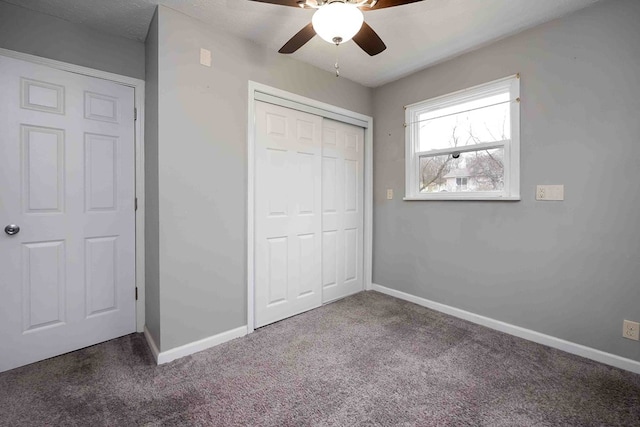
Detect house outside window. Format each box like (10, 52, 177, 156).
(404, 75, 521, 200)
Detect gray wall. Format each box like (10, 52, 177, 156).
(0, 1, 144, 79)
(150, 6, 372, 351)
(372, 0, 640, 361)
(144, 9, 161, 348)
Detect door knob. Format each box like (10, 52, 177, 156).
(4, 224, 20, 236)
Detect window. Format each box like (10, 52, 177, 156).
(404, 75, 520, 200)
(456, 177, 468, 191)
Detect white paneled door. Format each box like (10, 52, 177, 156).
(254, 102, 364, 328)
(321, 119, 364, 302)
(0, 55, 136, 372)
(255, 101, 323, 328)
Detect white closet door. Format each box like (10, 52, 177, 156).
(0, 55, 136, 372)
(254, 101, 323, 328)
(321, 119, 364, 302)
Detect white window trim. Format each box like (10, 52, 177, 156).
(404, 74, 520, 201)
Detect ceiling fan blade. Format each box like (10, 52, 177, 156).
(279, 23, 316, 54)
(248, 0, 305, 7)
(352, 22, 386, 56)
(361, 0, 424, 11)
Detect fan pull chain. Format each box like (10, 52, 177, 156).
(334, 42, 340, 78)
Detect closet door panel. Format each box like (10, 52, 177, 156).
(255, 102, 323, 328)
(322, 119, 364, 303)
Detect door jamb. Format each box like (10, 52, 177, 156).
(247, 81, 373, 334)
(0, 48, 147, 333)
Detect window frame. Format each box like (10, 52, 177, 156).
(404, 75, 520, 201)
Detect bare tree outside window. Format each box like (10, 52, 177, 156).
(466, 149, 504, 191)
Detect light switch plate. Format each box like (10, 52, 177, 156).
(200, 48, 212, 67)
(536, 185, 564, 201)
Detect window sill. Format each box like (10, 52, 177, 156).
(403, 195, 521, 201)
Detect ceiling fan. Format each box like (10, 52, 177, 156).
(249, 0, 424, 56)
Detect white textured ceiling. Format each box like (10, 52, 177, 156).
(4, 0, 600, 87)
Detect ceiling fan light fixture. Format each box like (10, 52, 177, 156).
(312, 2, 364, 45)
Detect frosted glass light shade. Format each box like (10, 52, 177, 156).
(312, 2, 364, 44)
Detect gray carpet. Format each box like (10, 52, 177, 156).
(1, 291, 639, 426)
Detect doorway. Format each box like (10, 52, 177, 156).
(0, 52, 144, 372)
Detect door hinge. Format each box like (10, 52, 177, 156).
(134, 108, 137, 121)
(135, 287, 138, 301)
(135, 197, 138, 211)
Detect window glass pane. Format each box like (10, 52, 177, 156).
(419, 148, 505, 193)
(418, 92, 510, 152)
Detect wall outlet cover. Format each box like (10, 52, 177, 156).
(536, 184, 564, 201)
(623, 320, 640, 341)
(200, 48, 212, 67)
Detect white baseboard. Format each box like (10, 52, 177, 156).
(143, 325, 248, 365)
(371, 284, 640, 375)
(143, 325, 160, 363)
